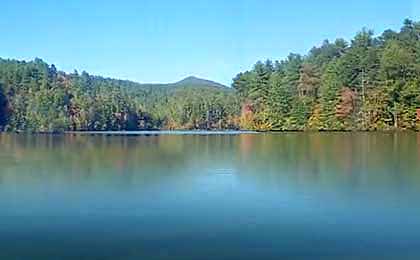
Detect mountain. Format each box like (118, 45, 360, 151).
(172, 76, 228, 89)
(87, 74, 231, 94)
(134, 76, 229, 91)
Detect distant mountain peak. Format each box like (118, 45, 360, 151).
(181, 76, 201, 81)
(174, 76, 227, 89)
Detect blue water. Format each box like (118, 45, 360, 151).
(1, 132, 420, 259)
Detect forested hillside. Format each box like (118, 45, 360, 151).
(0, 60, 239, 132)
(233, 19, 420, 131)
(0, 19, 419, 132)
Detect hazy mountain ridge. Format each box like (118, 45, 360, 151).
(173, 76, 228, 88)
(134, 76, 230, 91)
(88, 74, 230, 92)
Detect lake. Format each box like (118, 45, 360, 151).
(1, 132, 420, 259)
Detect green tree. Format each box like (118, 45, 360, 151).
(319, 61, 342, 130)
(0, 82, 7, 128)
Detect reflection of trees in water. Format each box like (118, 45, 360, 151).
(1, 133, 420, 194)
(236, 133, 420, 193)
(417, 133, 420, 162)
(0, 134, 239, 190)
(0, 134, 192, 189)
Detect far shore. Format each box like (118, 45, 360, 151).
(1, 129, 418, 136)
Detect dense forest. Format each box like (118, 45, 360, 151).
(0, 61, 239, 132)
(234, 19, 420, 131)
(0, 19, 419, 132)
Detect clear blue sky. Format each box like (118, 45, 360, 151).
(0, 0, 418, 85)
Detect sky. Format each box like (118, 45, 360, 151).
(0, 0, 418, 86)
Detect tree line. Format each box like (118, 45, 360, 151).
(0, 19, 419, 132)
(0, 59, 239, 132)
(233, 19, 420, 131)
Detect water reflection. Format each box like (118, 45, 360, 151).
(0, 133, 420, 259)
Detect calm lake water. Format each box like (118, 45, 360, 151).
(1, 132, 420, 259)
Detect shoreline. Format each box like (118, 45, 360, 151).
(0, 129, 418, 136)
